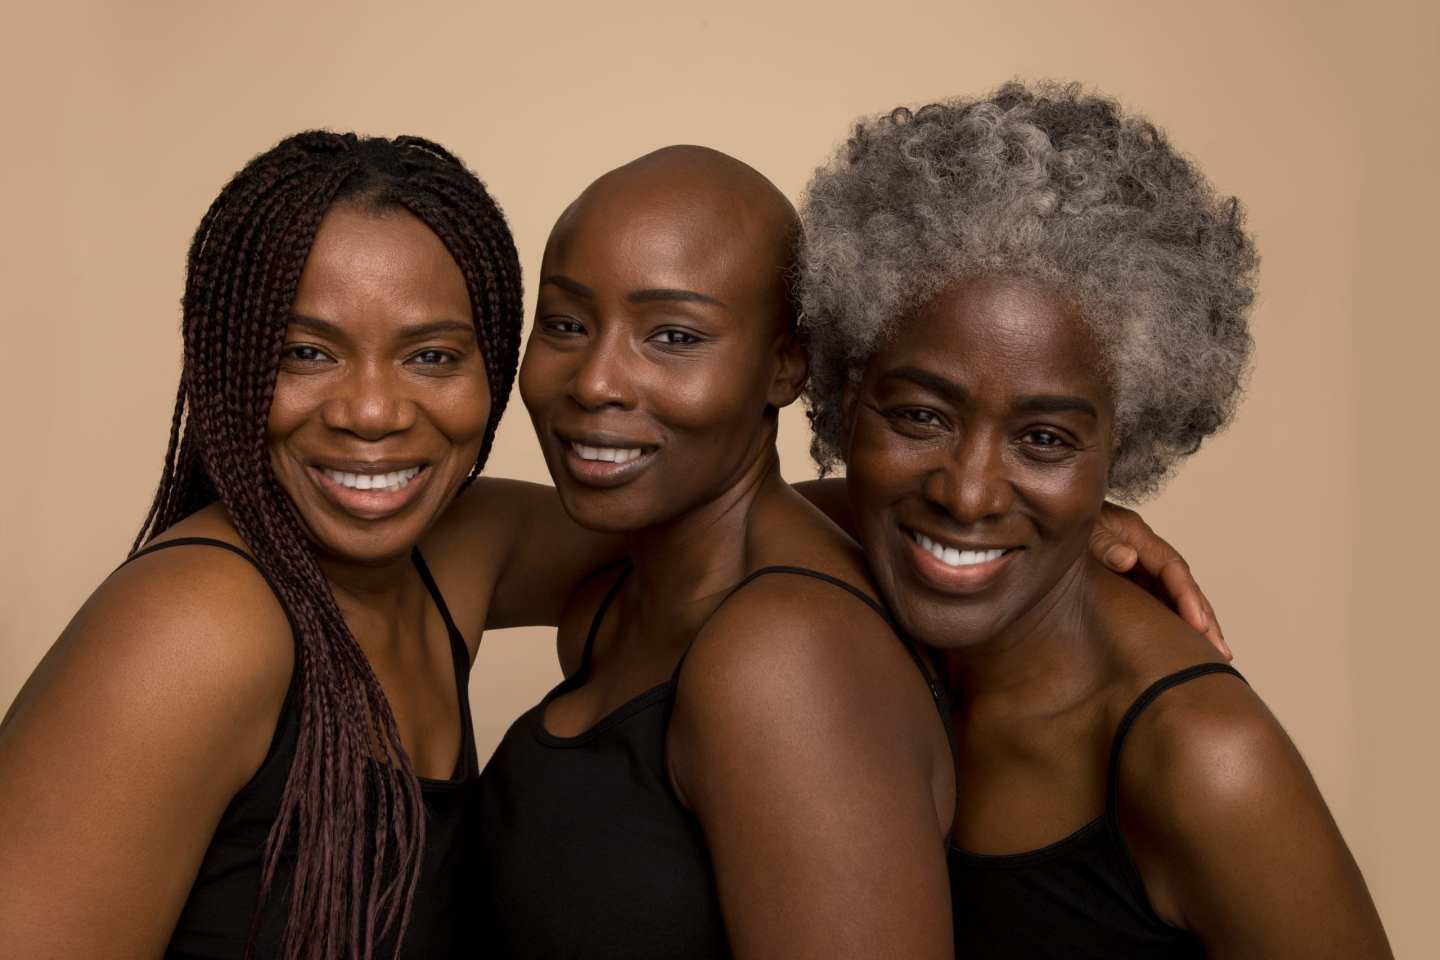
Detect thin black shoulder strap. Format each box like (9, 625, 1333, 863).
(1105, 662, 1246, 813)
(721, 564, 897, 628)
(410, 547, 465, 645)
(120, 536, 297, 635)
(671, 565, 948, 706)
(577, 565, 631, 674)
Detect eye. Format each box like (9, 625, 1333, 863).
(281, 344, 333, 365)
(1017, 427, 1078, 460)
(649, 328, 704, 347)
(539, 317, 586, 336)
(883, 406, 950, 437)
(408, 348, 459, 366)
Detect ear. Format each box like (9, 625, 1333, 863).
(766, 327, 810, 409)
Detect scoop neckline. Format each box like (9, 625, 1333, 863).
(947, 814, 1105, 866)
(532, 679, 675, 748)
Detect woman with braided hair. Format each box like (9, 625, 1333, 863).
(0, 128, 1215, 959)
(0, 131, 561, 959)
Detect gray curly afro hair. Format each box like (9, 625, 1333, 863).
(798, 81, 1258, 500)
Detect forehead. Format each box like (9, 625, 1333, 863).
(296, 205, 470, 318)
(871, 276, 1107, 398)
(542, 181, 779, 306)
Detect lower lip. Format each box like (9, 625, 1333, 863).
(560, 444, 657, 489)
(310, 466, 431, 520)
(904, 530, 1019, 594)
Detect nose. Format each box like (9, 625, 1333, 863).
(922, 428, 1014, 524)
(569, 329, 636, 411)
(321, 362, 417, 440)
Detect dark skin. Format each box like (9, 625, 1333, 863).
(519, 146, 956, 957)
(0, 178, 1219, 957)
(844, 274, 1391, 957)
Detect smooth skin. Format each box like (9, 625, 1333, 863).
(518, 145, 956, 958)
(0, 192, 1217, 959)
(844, 275, 1391, 957)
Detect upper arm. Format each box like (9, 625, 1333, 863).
(668, 580, 952, 959)
(1121, 683, 1392, 958)
(421, 477, 623, 635)
(0, 548, 293, 958)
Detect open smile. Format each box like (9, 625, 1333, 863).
(310, 461, 432, 520)
(903, 526, 1020, 593)
(556, 433, 659, 489)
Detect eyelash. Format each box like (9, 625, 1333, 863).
(282, 344, 332, 364)
(649, 328, 703, 347)
(279, 345, 461, 366)
(540, 317, 585, 336)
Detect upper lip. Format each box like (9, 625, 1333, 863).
(903, 525, 1020, 553)
(311, 458, 430, 474)
(555, 429, 660, 450)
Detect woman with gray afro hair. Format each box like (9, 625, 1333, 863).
(800, 82, 1390, 957)
(801, 80, 1256, 499)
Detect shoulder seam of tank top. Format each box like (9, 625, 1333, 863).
(1104, 661, 1247, 933)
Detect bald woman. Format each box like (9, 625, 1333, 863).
(464, 147, 1224, 958)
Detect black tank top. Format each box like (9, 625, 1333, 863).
(948, 662, 1245, 958)
(128, 538, 482, 959)
(474, 565, 954, 959)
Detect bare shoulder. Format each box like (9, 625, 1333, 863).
(1115, 667, 1390, 954)
(671, 569, 944, 791)
(0, 508, 296, 954)
(1117, 666, 1289, 817)
(5, 505, 293, 787)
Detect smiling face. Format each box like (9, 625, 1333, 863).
(844, 275, 1114, 650)
(518, 148, 803, 534)
(266, 203, 490, 564)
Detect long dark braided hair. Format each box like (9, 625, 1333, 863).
(133, 132, 523, 959)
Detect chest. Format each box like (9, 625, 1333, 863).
(949, 703, 1113, 856)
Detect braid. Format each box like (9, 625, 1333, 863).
(134, 131, 524, 959)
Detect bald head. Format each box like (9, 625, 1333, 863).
(544, 145, 800, 330)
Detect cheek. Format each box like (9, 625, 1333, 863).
(845, 416, 922, 504)
(265, 376, 317, 449)
(517, 337, 555, 418)
(433, 371, 493, 445)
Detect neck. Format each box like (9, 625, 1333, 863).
(941, 554, 1109, 713)
(622, 440, 786, 618)
(316, 549, 421, 629)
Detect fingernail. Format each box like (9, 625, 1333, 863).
(1105, 545, 1130, 567)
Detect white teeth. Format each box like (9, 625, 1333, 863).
(322, 466, 421, 492)
(571, 442, 644, 464)
(912, 531, 1008, 567)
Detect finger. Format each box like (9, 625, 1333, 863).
(1089, 526, 1138, 572)
(1160, 559, 1232, 659)
(1159, 559, 1208, 635)
(1201, 595, 1230, 660)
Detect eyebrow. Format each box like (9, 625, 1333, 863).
(287, 314, 475, 341)
(883, 366, 1097, 418)
(541, 274, 726, 308)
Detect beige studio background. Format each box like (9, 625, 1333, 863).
(1, 0, 1435, 952)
